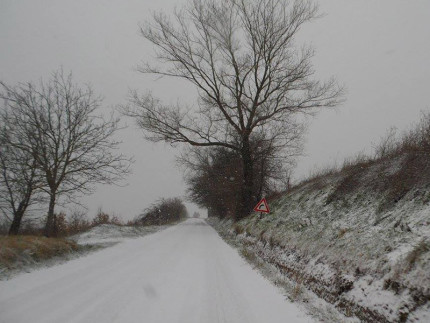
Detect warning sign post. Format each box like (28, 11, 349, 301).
(253, 198, 270, 214)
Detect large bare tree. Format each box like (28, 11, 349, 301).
(126, 0, 344, 218)
(0, 70, 131, 237)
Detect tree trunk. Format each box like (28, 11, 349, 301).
(238, 137, 255, 220)
(256, 156, 266, 201)
(8, 209, 24, 235)
(44, 193, 57, 237)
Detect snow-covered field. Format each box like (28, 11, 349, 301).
(0, 218, 313, 323)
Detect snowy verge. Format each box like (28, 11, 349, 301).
(208, 218, 360, 323)
(206, 152, 430, 322)
(0, 223, 172, 280)
(69, 223, 170, 246)
(208, 196, 429, 323)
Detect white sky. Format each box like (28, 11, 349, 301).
(1, 0, 430, 221)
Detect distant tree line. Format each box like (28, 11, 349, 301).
(0, 70, 131, 236)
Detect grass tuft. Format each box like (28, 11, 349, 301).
(0, 235, 78, 270)
(404, 239, 430, 271)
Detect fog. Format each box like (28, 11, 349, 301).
(1, 0, 429, 221)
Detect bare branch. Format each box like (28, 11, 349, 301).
(129, 0, 344, 218)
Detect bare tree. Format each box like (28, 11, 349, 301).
(126, 0, 344, 219)
(0, 118, 43, 235)
(0, 70, 132, 237)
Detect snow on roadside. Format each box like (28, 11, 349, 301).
(208, 171, 430, 323)
(208, 218, 360, 323)
(69, 223, 168, 245)
(1, 224, 172, 280)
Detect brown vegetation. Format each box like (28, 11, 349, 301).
(288, 112, 430, 211)
(0, 235, 78, 270)
(0, 209, 128, 238)
(132, 198, 188, 226)
(182, 141, 293, 219)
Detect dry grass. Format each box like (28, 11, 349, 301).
(0, 235, 78, 269)
(297, 113, 430, 210)
(404, 239, 430, 271)
(337, 228, 350, 239)
(233, 223, 245, 235)
(291, 281, 304, 301)
(290, 165, 338, 194)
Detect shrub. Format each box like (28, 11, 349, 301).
(67, 210, 92, 235)
(133, 197, 188, 226)
(91, 209, 111, 226)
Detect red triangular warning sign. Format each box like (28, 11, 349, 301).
(253, 198, 270, 213)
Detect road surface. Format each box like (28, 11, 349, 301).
(0, 218, 312, 323)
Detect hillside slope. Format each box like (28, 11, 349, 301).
(215, 153, 430, 322)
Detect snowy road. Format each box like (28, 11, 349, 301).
(0, 218, 312, 323)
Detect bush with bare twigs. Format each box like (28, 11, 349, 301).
(133, 198, 188, 226)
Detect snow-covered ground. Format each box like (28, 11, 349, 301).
(211, 156, 430, 322)
(0, 224, 171, 280)
(0, 218, 313, 323)
(69, 223, 168, 245)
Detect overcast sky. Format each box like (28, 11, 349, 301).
(1, 0, 430, 221)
